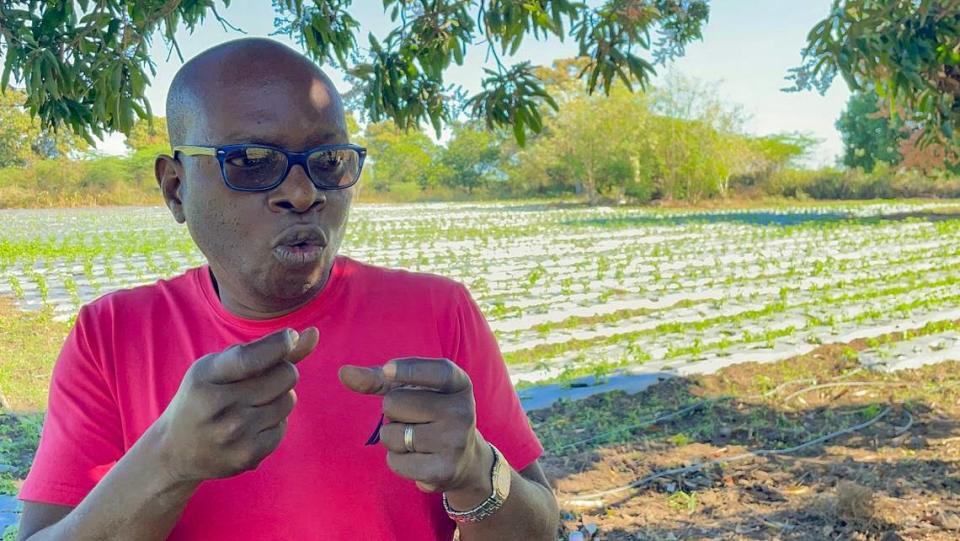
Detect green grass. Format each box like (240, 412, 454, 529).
(0, 408, 44, 541)
(667, 490, 698, 514)
(0, 410, 42, 541)
(0, 479, 16, 495)
(0, 298, 71, 413)
(0, 412, 43, 485)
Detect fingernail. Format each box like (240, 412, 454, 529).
(382, 362, 396, 379)
(287, 329, 299, 346)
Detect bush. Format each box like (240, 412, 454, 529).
(0, 152, 160, 208)
(757, 165, 960, 201)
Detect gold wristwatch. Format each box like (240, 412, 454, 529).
(442, 443, 511, 524)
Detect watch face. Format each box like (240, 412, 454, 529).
(493, 453, 511, 499)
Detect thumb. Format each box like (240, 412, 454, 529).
(339, 365, 393, 395)
(287, 327, 320, 364)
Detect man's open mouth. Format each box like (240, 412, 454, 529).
(272, 226, 327, 265)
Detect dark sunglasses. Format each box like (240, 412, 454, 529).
(173, 143, 367, 192)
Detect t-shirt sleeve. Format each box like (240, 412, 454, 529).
(446, 284, 544, 472)
(18, 304, 124, 506)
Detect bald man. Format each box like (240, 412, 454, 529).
(16, 38, 558, 540)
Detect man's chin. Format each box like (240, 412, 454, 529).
(267, 259, 329, 297)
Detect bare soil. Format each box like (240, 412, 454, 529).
(534, 342, 960, 540)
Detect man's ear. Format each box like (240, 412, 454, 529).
(156, 154, 186, 224)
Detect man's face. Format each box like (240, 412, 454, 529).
(164, 74, 353, 313)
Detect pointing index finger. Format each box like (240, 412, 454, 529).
(383, 358, 470, 394)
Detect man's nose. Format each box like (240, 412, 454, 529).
(268, 164, 324, 212)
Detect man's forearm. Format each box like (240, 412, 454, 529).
(24, 425, 200, 541)
(452, 468, 559, 541)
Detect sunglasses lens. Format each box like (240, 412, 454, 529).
(308, 148, 360, 188)
(222, 146, 287, 190)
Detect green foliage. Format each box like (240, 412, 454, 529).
(362, 121, 439, 192)
(790, 0, 960, 147)
(504, 69, 804, 203)
(667, 489, 698, 513)
(0, 152, 158, 208)
(125, 116, 169, 152)
(467, 62, 559, 146)
(0, 88, 87, 166)
(1, 1, 709, 145)
(836, 92, 906, 172)
(514, 84, 650, 202)
(750, 133, 818, 171)
(761, 164, 960, 200)
(435, 122, 502, 193)
(0, 1, 212, 143)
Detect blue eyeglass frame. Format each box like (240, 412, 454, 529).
(172, 142, 367, 192)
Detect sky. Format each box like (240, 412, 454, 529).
(97, 0, 850, 167)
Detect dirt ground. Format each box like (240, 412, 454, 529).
(534, 341, 960, 540)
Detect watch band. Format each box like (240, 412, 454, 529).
(443, 443, 511, 524)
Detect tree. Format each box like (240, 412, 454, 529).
(504, 68, 777, 204)
(789, 0, 960, 148)
(0, 88, 86, 167)
(513, 83, 650, 203)
(648, 72, 749, 200)
(0, 1, 709, 145)
(125, 116, 169, 152)
(835, 92, 906, 172)
(750, 133, 818, 172)
(362, 121, 439, 192)
(436, 122, 502, 193)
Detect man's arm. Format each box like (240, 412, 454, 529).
(450, 459, 558, 541)
(17, 427, 200, 541)
(17, 327, 319, 541)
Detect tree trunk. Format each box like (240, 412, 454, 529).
(585, 169, 598, 205)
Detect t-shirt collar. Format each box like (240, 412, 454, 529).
(195, 255, 349, 331)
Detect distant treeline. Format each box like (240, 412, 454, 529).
(2, 67, 960, 208)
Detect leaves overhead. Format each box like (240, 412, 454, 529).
(2, 1, 710, 145)
(787, 0, 960, 148)
(0, 88, 88, 167)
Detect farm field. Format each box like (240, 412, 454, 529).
(3, 200, 960, 539)
(6, 201, 960, 402)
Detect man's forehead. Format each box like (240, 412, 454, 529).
(168, 38, 347, 147)
(192, 75, 347, 147)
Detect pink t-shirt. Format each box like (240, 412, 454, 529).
(19, 255, 543, 540)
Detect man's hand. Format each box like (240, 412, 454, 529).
(151, 327, 320, 483)
(339, 358, 494, 502)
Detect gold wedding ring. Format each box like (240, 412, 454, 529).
(403, 423, 416, 453)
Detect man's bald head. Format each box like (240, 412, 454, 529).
(165, 37, 347, 148)
(155, 38, 356, 318)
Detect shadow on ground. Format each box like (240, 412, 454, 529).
(563, 206, 960, 230)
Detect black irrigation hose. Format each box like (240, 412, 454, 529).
(543, 374, 826, 455)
